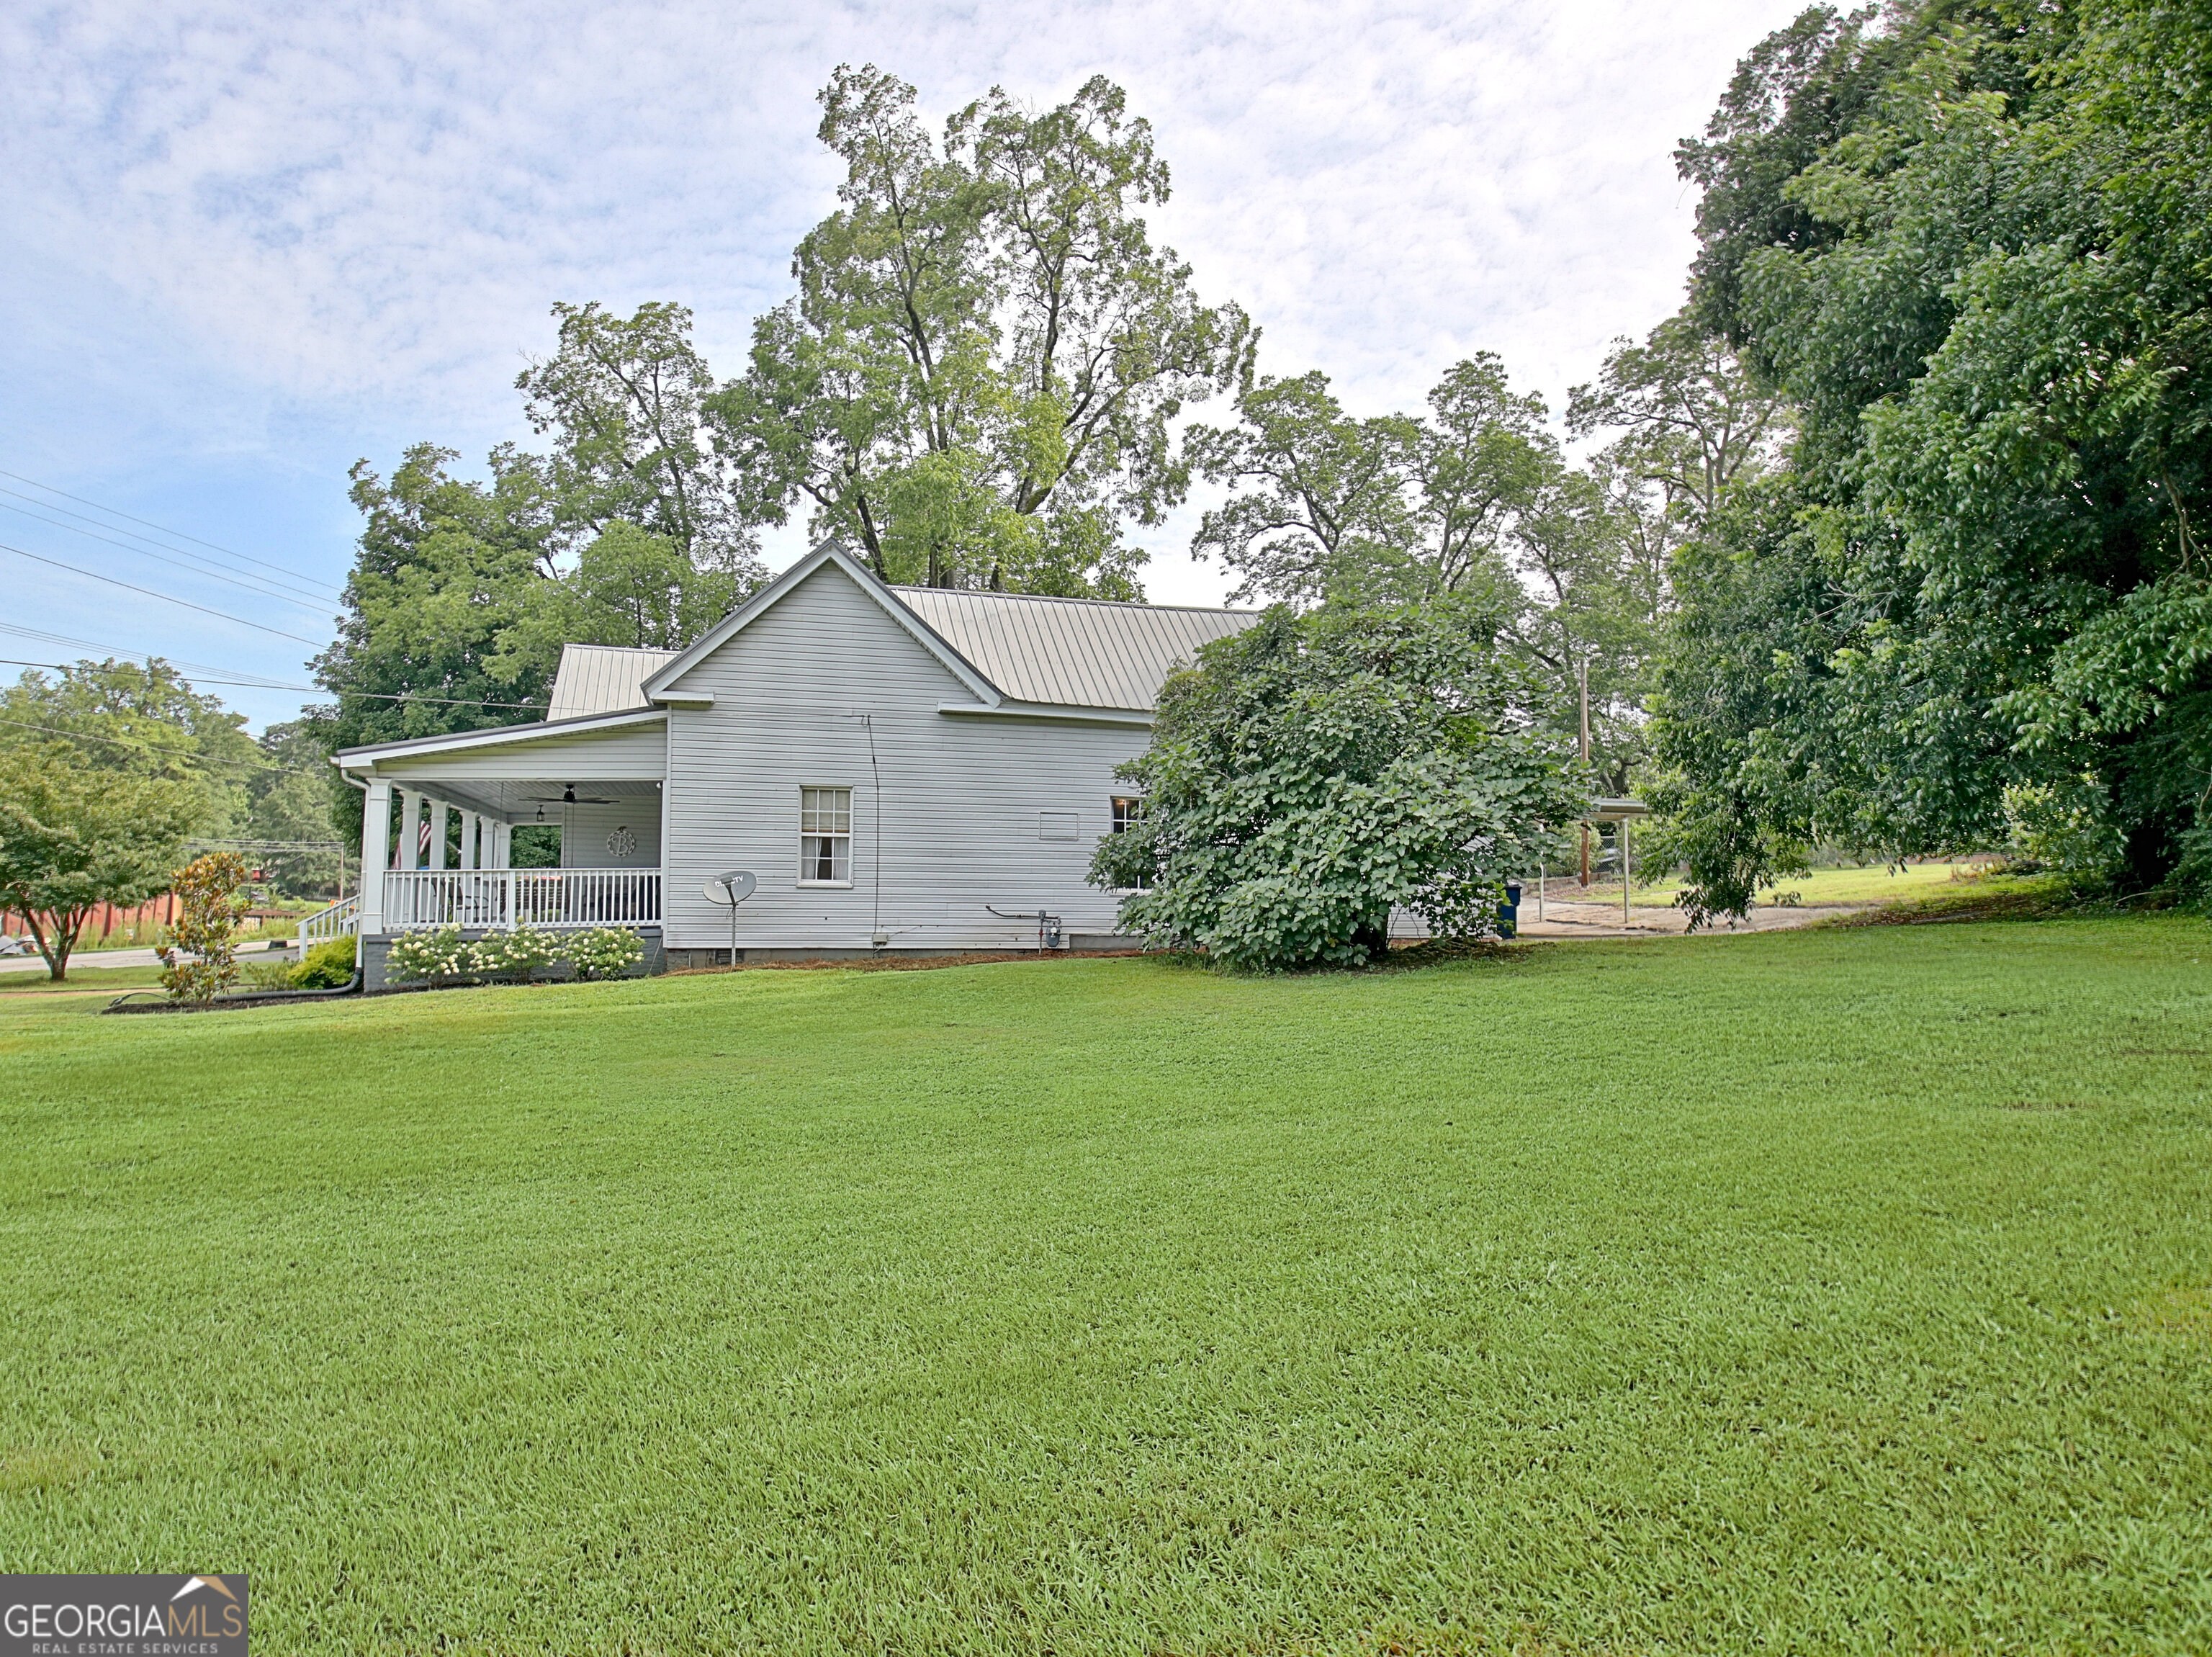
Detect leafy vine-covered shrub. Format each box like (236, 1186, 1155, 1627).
(566, 926, 644, 980)
(1091, 600, 1578, 971)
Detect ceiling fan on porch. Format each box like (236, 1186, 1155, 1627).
(523, 783, 624, 819)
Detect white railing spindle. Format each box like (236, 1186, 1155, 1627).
(379, 868, 661, 929)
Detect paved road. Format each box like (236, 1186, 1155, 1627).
(0, 941, 297, 975)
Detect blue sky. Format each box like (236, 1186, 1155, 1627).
(2, 0, 1804, 732)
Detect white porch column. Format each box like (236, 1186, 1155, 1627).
(397, 789, 422, 871)
(494, 821, 512, 868)
(459, 812, 478, 871)
(431, 799, 451, 870)
(360, 779, 392, 936)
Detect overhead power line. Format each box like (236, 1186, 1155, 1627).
(0, 467, 344, 597)
(0, 655, 547, 714)
(0, 494, 337, 611)
(0, 541, 328, 647)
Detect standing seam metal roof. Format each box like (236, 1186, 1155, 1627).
(547, 644, 682, 719)
(552, 585, 1259, 718)
(889, 587, 1259, 710)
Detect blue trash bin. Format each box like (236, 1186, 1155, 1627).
(1497, 881, 1523, 938)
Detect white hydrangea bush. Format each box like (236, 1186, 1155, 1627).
(386, 921, 640, 987)
(387, 925, 473, 983)
(566, 927, 644, 981)
(469, 922, 560, 981)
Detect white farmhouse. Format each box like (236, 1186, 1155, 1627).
(320, 544, 1259, 985)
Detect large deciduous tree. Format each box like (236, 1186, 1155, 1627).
(1090, 598, 1577, 970)
(312, 443, 561, 755)
(710, 65, 1251, 596)
(1187, 356, 1553, 609)
(516, 300, 764, 585)
(0, 745, 202, 981)
(1654, 0, 2212, 915)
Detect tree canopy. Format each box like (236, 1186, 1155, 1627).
(1653, 0, 2212, 917)
(0, 743, 202, 979)
(709, 66, 1251, 596)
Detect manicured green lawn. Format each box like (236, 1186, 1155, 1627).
(3, 921, 2209, 1653)
(0, 963, 166, 996)
(1571, 859, 1987, 909)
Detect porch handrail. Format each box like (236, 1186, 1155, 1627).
(300, 894, 361, 948)
(381, 868, 662, 930)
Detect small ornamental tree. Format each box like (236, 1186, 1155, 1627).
(0, 745, 200, 982)
(1092, 598, 1581, 969)
(158, 851, 251, 1002)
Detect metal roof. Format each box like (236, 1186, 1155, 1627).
(889, 587, 1259, 711)
(547, 644, 681, 719)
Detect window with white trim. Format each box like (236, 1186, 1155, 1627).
(1110, 796, 1149, 889)
(799, 787, 852, 884)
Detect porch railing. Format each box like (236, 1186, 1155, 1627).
(300, 894, 360, 948)
(380, 868, 662, 930)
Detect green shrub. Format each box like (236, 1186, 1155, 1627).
(240, 961, 297, 990)
(294, 938, 359, 988)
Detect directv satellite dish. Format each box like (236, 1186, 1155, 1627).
(701, 870, 757, 967)
(703, 870, 757, 905)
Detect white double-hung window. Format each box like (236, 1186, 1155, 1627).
(799, 787, 853, 884)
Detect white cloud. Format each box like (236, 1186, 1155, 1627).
(1, 0, 1801, 715)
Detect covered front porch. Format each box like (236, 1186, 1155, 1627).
(322, 709, 674, 982)
(362, 778, 665, 932)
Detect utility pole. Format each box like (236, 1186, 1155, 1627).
(1578, 657, 1592, 887)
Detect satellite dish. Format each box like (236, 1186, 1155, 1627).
(702, 870, 757, 905)
(701, 870, 757, 968)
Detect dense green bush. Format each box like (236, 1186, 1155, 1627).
(1092, 598, 1579, 970)
(293, 938, 359, 988)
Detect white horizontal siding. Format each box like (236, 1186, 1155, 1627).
(559, 800, 662, 868)
(663, 562, 1148, 951)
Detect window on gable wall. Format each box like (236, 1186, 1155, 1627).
(799, 787, 852, 884)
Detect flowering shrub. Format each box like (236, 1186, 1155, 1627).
(387, 925, 472, 982)
(467, 922, 560, 982)
(566, 926, 644, 981)
(385, 922, 637, 987)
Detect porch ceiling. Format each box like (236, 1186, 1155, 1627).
(395, 778, 662, 822)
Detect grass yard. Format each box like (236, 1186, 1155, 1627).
(1569, 860, 1990, 910)
(0, 963, 167, 997)
(2, 920, 2210, 1653)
